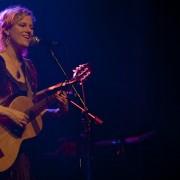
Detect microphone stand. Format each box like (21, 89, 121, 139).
(48, 47, 103, 180)
(78, 81, 93, 180)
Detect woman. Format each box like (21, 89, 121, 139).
(0, 5, 68, 179)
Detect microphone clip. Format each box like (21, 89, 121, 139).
(31, 36, 59, 47)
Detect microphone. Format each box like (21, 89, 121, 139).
(31, 36, 59, 46)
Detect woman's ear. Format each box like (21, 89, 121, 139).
(3, 27, 10, 36)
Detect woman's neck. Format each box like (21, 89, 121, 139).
(5, 46, 22, 63)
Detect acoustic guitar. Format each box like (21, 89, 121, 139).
(0, 63, 91, 172)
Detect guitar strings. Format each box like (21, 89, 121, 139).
(25, 94, 56, 117)
(0, 64, 71, 143)
(0, 94, 57, 144)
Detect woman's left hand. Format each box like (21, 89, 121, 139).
(40, 91, 69, 119)
(55, 91, 69, 114)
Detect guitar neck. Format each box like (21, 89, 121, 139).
(24, 63, 91, 121)
(25, 94, 57, 120)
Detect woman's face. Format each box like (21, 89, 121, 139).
(8, 15, 34, 50)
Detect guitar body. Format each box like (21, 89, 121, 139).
(0, 96, 43, 172)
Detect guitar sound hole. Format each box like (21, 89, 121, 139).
(11, 126, 24, 138)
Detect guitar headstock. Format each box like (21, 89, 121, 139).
(36, 63, 91, 95)
(71, 63, 91, 84)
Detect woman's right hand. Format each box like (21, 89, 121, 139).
(0, 106, 29, 127)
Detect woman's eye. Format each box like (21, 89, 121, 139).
(18, 23, 25, 27)
(18, 23, 34, 30)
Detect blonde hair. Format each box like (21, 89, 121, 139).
(0, 5, 36, 56)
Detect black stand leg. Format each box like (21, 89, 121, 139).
(79, 113, 93, 180)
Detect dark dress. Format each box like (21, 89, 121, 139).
(0, 56, 38, 180)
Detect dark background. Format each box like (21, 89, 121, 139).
(1, 0, 180, 179)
